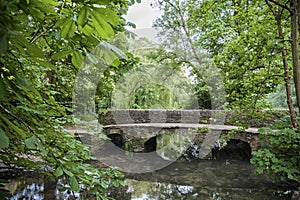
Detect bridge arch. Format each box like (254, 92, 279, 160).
(212, 139, 252, 162)
(144, 136, 157, 153)
(107, 133, 125, 148)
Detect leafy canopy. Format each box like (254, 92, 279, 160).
(0, 0, 136, 198)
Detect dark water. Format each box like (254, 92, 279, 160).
(0, 160, 294, 200)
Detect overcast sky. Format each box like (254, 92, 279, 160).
(125, 0, 162, 29)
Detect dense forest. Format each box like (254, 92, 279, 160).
(0, 0, 300, 199)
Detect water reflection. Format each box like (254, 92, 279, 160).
(117, 179, 290, 200)
(110, 160, 293, 200)
(123, 180, 197, 200)
(1, 160, 294, 200)
(0, 172, 80, 200)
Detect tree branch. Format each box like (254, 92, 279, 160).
(30, 24, 54, 43)
(164, 0, 204, 66)
(266, 0, 291, 13)
(265, 0, 278, 17)
(0, 104, 35, 133)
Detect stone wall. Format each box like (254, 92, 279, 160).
(100, 125, 260, 159)
(99, 109, 287, 127)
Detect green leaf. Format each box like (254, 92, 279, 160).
(29, 7, 45, 19)
(51, 50, 73, 60)
(103, 51, 118, 65)
(16, 73, 29, 87)
(112, 180, 119, 187)
(0, 113, 26, 138)
(17, 105, 45, 115)
(110, 58, 120, 67)
(90, 0, 110, 5)
(0, 127, 9, 149)
(63, 168, 73, 177)
(94, 8, 119, 26)
(100, 180, 108, 188)
(80, 23, 93, 36)
(26, 43, 45, 58)
(0, 29, 7, 54)
(90, 10, 114, 39)
(61, 19, 75, 38)
(25, 136, 37, 150)
(70, 176, 79, 191)
(36, 60, 56, 70)
(54, 166, 64, 177)
(13, 35, 44, 58)
(87, 35, 100, 46)
(71, 51, 84, 68)
(36, 0, 58, 6)
(78, 7, 89, 27)
(119, 180, 126, 186)
(54, 16, 72, 28)
(0, 77, 7, 100)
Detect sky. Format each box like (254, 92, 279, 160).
(125, 0, 162, 29)
(124, 0, 162, 41)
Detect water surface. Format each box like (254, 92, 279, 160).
(0, 160, 293, 199)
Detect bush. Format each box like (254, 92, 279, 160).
(251, 123, 300, 183)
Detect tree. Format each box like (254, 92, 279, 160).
(146, 47, 212, 109)
(0, 0, 134, 198)
(264, 0, 299, 129)
(154, 0, 226, 109)
(96, 53, 139, 110)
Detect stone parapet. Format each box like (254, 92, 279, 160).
(99, 109, 287, 127)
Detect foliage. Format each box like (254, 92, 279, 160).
(267, 84, 297, 109)
(96, 53, 139, 110)
(195, 126, 210, 134)
(0, 0, 136, 198)
(194, 0, 283, 110)
(107, 37, 197, 109)
(146, 47, 212, 109)
(155, 0, 283, 110)
(152, 1, 220, 109)
(251, 124, 300, 183)
(153, 0, 300, 184)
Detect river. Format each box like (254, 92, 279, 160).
(0, 159, 293, 199)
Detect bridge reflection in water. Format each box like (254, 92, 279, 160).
(2, 160, 292, 199)
(114, 160, 291, 200)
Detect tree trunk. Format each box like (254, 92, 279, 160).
(277, 16, 299, 129)
(265, 0, 299, 129)
(290, 0, 300, 115)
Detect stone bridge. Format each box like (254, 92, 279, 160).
(93, 109, 284, 160)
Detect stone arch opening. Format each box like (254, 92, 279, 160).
(108, 134, 125, 148)
(144, 136, 157, 153)
(212, 139, 252, 162)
